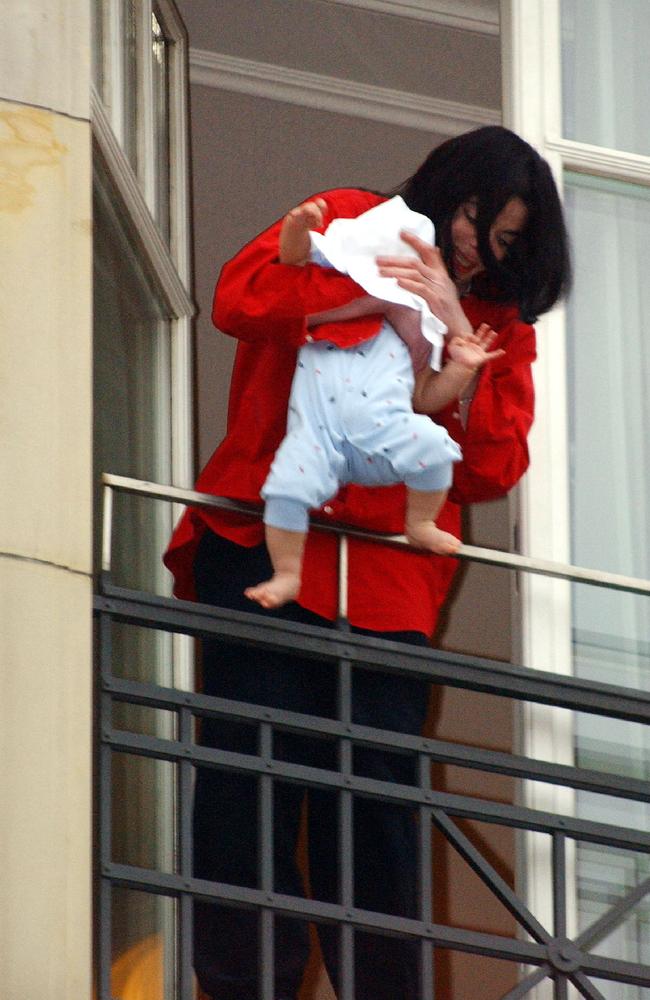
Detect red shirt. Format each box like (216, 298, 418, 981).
(164, 188, 536, 635)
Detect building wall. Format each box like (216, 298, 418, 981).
(0, 3, 93, 998)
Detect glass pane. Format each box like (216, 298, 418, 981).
(151, 6, 171, 242)
(93, 166, 172, 594)
(113, 701, 176, 737)
(566, 173, 650, 632)
(92, 0, 105, 95)
(123, 0, 140, 174)
(109, 621, 176, 685)
(112, 753, 176, 872)
(561, 0, 650, 156)
(93, 157, 174, 796)
(111, 889, 176, 1000)
(565, 172, 650, 993)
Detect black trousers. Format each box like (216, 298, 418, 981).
(192, 530, 432, 1000)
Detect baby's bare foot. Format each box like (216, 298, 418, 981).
(245, 572, 300, 609)
(405, 520, 460, 555)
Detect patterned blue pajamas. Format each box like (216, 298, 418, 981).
(262, 323, 462, 532)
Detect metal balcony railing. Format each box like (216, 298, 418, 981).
(95, 473, 650, 1000)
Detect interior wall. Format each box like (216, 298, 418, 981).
(179, 3, 518, 996)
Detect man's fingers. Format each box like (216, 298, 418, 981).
(397, 229, 440, 266)
(376, 259, 418, 271)
(377, 263, 425, 278)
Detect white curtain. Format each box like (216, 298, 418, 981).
(561, 0, 650, 157)
(565, 172, 650, 990)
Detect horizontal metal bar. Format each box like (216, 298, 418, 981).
(101, 861, 548, 964)
(101, 726, 650, 853)
(94, 589, 650, 725)
(102, 472, 650, 596)
(100, 862, 650, 988)
(103, 673, 650, 805)
(580, 954, 650, 990)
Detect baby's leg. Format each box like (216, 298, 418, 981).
(245, 524, 307, 609)
(404, 486, 460, 555)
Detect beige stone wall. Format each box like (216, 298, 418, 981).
(0, 3, 93, 997)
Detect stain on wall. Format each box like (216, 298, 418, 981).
(0, 106, 67, 213)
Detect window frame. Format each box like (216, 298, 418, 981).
(501, 0, 650, 985)
(91, 0, 194, 688)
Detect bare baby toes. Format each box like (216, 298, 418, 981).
(406, 523, 461, 555)
(244, 573, 300, 609)
(430, 530, 461, 555)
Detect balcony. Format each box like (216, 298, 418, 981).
(94, 474, 650, 1000)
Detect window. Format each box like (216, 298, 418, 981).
(561, 0, 650, 157)
(91, 0, 193, 633)
(503, 0, 650, 993)
(93, 0, 186, 245)
(92, 1, 194, 993)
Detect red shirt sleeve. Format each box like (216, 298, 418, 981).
(212, 189, 386, 346)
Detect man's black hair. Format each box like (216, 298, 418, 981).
(396, 125, 571, 322)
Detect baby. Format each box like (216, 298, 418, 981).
(245, 198, 502, 608)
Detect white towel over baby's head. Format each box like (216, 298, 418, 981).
(310, 195, 447, 370)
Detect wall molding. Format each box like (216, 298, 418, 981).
(318, 0, 499, 34)
(546, 137, 650, 187)
(189, 49, 499, 136)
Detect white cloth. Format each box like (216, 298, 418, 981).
(310, 195, 447, 369)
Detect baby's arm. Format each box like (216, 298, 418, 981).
(279, 198, 327, 265)
(413, 323, 504, 415)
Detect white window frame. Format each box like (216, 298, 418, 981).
(92, 0, 195, 693)
(501, 1, 650, 994)
(92, 4, 194, 991)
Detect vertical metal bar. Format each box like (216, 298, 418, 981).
(338, 533, 349, 625)
(552, 831, 567, 937)
(98, 613, 113, 1000)
(335, 532, 355, 996)
(178, 706, 194, 1000)
(554, 973, 569, 1000)
(259, 722, 275, 1000)
(552, 831, 568, 1000)
(417, 753, 435, 1000)
(101, 480, 114, 576)
(552, 830, 569, 1000)
(338, 654, 355, 1000)
(98, 871, 113, 1000)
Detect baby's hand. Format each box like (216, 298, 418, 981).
(279, 198, 327, 265)
(447, 322, 504, 371)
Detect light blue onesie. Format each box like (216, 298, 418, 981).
(261, 316, 463, 533)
